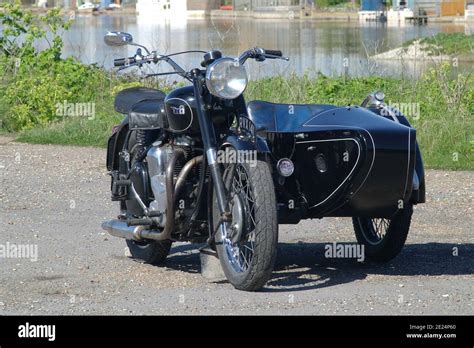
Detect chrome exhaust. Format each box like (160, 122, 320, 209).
(101, 219, 167, 241)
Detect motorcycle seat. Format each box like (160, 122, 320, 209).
(114, 87, 166, 114)
(247, 100, 338, 133)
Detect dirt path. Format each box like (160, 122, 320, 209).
(0, 142, 472, 315)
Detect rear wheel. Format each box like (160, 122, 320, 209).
(123, 130, 172, 264)
(126, 239, 172, 264)
(352, 204, 413, 262)
(213, 159, 278, 291)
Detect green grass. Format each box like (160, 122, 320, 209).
(0, 85, 9, 131)
(15, 99, 123, 148)
(404, 33, 474, 57)
(15, 115, 123, 147)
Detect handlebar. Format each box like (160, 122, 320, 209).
(112, 47, 288, 78)
(114, 56, 136, 67)
(238, 47, 288, 65)
(263, 49, 283, 57)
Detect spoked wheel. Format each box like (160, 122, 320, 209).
(213, 159, 278, 291)
(360, 218, 391, 245)
(352, 204, 413, 262)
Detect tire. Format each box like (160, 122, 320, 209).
(213, 159, 278, 291)
(123, 130, 172, 264)
(126, 239, 172, 264)
(352, 204, 413, 262)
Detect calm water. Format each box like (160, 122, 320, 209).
(60, 15, 473, 80)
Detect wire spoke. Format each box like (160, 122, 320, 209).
(222, 163, 257, 272)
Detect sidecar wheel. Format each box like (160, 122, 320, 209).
(352, 204, 413, 262)
(126, 239, 172, 265)
(213, 160, 278, 291)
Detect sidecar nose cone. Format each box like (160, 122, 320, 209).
(277, 158, 294, 177)
(374, 90, 385, 101)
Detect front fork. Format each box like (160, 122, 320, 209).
(191, 72, 231, 229)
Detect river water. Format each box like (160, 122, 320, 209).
(61, 14, 473, 79)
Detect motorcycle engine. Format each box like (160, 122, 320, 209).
(146, 144, 172, 227)
(146, 135, 195, 227)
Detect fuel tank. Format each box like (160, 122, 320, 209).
(164, 86, 200, 134)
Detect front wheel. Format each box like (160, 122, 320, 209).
(352, 204, 413, 262)
(213, 160, 278, 291)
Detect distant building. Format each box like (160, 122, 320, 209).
(466, 0, 474, 19)
(232, 0, 305, 11)
(391, 0, 466, 16)
(439, 0, 465, 16)
(136, 0, 220, 16)
(361, 0, 384, 11)
(391, 0, 414, 9)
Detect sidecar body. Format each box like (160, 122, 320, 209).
(246, 100, 425, 223)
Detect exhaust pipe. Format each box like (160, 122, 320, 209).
(174, 155, 203, 204)
(101, 219, 169, 241)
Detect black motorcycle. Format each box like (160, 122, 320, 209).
(102, 31, 425, 291)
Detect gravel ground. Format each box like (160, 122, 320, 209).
(0, 141, 472, 315)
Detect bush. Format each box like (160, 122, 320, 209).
(5, 57, 107, 129)
(0, 1, 115, 131)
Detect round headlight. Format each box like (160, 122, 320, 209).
(205, 58, 248, 100)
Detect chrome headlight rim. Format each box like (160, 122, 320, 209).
(205, 57, 248, 100)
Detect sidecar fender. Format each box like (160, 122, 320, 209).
(368, 107, 426, 204)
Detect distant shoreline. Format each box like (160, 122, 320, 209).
(373, 34, 474, 62)
(20, 6, 471, 23)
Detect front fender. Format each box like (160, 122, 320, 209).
(220, 134, 271, 155)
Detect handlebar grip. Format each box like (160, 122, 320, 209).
(264, 49, 283, 57)
(114, 57, 136, 67)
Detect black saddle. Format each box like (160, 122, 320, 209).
(114, 87, 166, 114)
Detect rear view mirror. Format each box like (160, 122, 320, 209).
(104, 31, 133, 47)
